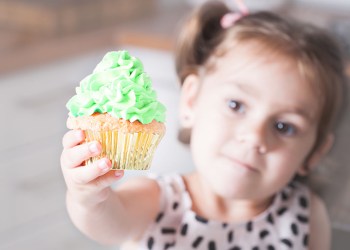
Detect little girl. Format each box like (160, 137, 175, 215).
(60, 1, 347, 249)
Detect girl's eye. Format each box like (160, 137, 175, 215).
(228, 100, 245, 113)
(275, 121, 297, 136)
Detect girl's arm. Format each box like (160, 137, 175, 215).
(309, 193, 331, 250)
(61, 130, 161, 245)
(66, 176, 161, 245)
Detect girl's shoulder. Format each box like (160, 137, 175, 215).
(147, 173, 191, 213)
(284, 183, 330, 250)
(308, 191, 331, 250)
(269, 181, 311, 226)
(273, 181, 311, 210)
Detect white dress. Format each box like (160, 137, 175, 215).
(134, 174, 310, 250)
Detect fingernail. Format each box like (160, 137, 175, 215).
(98, 159, 110, 171)
(115, 170, 123, 177)
(89, 142, 100, 153)
(75, 130, 84, 140)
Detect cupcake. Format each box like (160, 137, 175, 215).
(66, 50, 166, 170)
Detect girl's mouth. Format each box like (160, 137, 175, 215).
(225, 155, 259, 173)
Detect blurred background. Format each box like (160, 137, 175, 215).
(0, 0, 349, 249)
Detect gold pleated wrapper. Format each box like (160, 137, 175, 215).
(84, 130, 164, 170)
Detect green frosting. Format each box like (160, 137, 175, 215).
(66, 50, 166, 124)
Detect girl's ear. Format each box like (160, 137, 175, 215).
(179, 74, 201, 128)
(298, 134, 334, 176)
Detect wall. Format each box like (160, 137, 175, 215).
(295, 0, 350, 11)
(169, 0, 350, 12)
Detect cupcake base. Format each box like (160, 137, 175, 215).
(84, 129, 164, 170)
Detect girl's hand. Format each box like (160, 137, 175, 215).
(60, 130, 124, 207)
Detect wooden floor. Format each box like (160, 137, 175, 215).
(0, 2, 350, 250)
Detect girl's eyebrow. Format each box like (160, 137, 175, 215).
(224, 81, 255, 95)
(236, 82, 254, 95)
(284, 107, 315, 122)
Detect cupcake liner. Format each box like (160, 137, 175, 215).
(84, 129, 164, 170)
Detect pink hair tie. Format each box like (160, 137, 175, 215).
(220, 0, 249, 29)
(221, 12, 244, 28)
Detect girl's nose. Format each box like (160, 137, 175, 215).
(236, 120, 268, 154)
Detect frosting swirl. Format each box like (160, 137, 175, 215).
(66, 51, 166, 124)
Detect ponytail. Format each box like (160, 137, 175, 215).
(175, 1, 229, 84)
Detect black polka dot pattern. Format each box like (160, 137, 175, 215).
(161, 228, 176, 234)
(140, 175, 311, 250)
(291, 222, 299, 236)
(277, 207, 288, 216)
(227, 230, 234, 243)
(281, 191, 289, 201)
(259, 229, 270, 239)
(155, 212, 164, 223)
(288, 182, 297, 189)
(195, 215, 208, 224)
(181, 223, 188, 236)
(192, 236, 203, 248)
(173, 202, 179, 210)
(303, 234, 309, 247)
(299, 196, 308, 209)
(266, 213, 274, 224)
(208, 240, 216, 250)
(281, 238, 293, 248)
(297, 214, 309, 224)
(229, 246, 241, 250)
(147, 237, 154, 250)
(246, 221, 253, 232)
(164, 241, 175, 249)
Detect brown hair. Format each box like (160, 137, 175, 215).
(175, 1, 347, 153)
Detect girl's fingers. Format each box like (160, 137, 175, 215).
(70, 159, 124, 188)
(93, 169, 125, 190)
(70, 158, 111, 185)
(62, 130, 85, 149)
(61, 141, 101, 169)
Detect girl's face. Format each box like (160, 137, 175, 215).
(183, 43, 321, 201)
